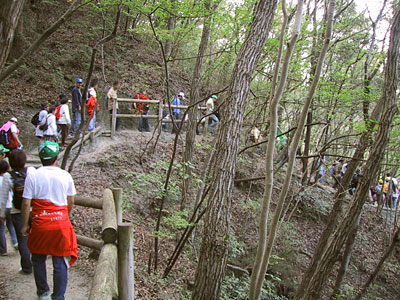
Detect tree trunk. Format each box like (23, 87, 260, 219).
(250, 0, 333, 298)
(0, 0, 25, 73)
(164, 0, 176, 60)
(191, 0, 278, 299)
(298, 5, 400, 299)
(249, 0, 304, 299)
(181, 0, 216, 211)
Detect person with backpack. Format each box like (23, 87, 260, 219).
(133, 89, 151, 132)
(56, 95, 71, 147)
(0, 159, 18, 255)
(107, 81, 120, 131)
(42, 106, 58, 142)
(70, 78, 83, 137)
(21, 141, 77, 300)
(0, 149, 33, 274)
(0, 117, 22, 151)
(34, 103, 49, 139)
(87, 79, 100, 131)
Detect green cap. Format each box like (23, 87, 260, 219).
(211, 95, 218, 99)
(0, 145, 10, 154)
(38, 141, 59, 160)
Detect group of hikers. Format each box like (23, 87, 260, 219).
(0, 142, 76, 300)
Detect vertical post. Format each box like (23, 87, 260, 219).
(89, 131, 95, 144)
(158, 99, 163, 135)
(118, 223, 135, 300)
(112, 187, 123, 225)
(111, 98, 117, 138)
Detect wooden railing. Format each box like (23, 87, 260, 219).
(110, 98, 208, 137)
(75, 188, 135, 300)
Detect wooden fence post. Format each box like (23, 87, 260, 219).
(158, 100, 163, 135)
(112, 187, 123, 225)
(118, 223, 135, 300)
(111, 98, 117, 138)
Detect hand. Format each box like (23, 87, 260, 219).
(78, 106, 81, 112)
(17, 144, 23, 150)
(21, 225, 30, 237)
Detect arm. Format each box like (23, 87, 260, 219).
(67, 195, 74, 214)
(0, 174, 11, 219)
(12, 132, 22, 147)
(21, 198, 31, 236)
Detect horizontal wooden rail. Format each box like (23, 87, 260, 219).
(116, 114, 159, 118)
(102, 189, 118, 244)
(74, 196, 103, 209)
(76, 234, 103, 250)
(117, 98, 160, 104)
(88, 243, 118, 300)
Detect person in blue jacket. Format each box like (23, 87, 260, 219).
(171, 92, 184, 134)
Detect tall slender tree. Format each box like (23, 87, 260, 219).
(191, 0, 278, 299)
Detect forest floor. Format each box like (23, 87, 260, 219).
(1, 128, 399, 299)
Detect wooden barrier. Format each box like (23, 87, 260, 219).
(118, 223, 135, 300)
(76, 234, 103, 250)
(102, 189, 118, 244)
(74, 196, 103, 209)
(88, 243, 118, 300)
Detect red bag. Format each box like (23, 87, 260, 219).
(55, 105, 61, 119)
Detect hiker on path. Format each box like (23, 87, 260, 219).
(56, 95, 71, 147)
(107, 81, 120, 131)
(0, 149, 33, 274)
(35, 103, 49, 140)
(0, 117, 22, 151)
(133, 90, 150, 132)
(171, 92, 184, 134)
(87, 79, 100, 131)
(21, 141, 77, 300)
(42, 106, 58, 143)
(206, 95, 219, 136)
(70, 78, 83, 136)
(0, 159, 18, 255)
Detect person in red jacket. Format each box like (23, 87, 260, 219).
(133, 90, 150, 132)
(87, 79, 100, 131)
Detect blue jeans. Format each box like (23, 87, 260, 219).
(171, 112, 180, 134)
(11, 213, 32, 273)
(32, 254, 68, 300)
(208, 114, 219, 135)
(70, 110, 81, 135)
(0, 208, 18, 254)
(88, 112, 96, 131)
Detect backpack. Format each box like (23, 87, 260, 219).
(55, 105, 61, 119)
(9, 168, 27, 210)
(31, 111, 40, 126)
(0, 130, 10, 146)
(39, 116, 49, 131)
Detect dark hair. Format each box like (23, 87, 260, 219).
(0, 160, 9, 174)
(42, 102, 49, 109)
(8, 150, 26, 170)
(113, 81, 120, 86)
(49, 106, 57, 114)
(90, 79, 98, 87)
(40, 156, 57, 166)
(59, 94, 68, 104)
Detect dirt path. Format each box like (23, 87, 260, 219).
(0, 235, 90, 300)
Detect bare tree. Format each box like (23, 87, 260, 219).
(190, 0, 278, 299)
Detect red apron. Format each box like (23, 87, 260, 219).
(28, 199, 78, 266)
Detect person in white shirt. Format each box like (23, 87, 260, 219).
(0, 117, 22, 150)
(0, 150, 32, 274)
(0, 159, 18, 255)
(56, 95, 71, 147)
(21, 141, 77, 300)
(206, 95, 219, 136)
(35, 103, 49, 139)
(107, 81, 120, 131)
(42, 106, 58, 142)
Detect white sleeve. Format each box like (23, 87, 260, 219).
(22, 171, 35, 200)
(0, 174, 12, 218)
(67, 174, 76, 197)
(10, 124, 18, 133)
(64, 105, 71, 124)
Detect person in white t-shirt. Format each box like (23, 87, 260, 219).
(206, 95, 219, 136)
(42, 106, 58, 143)
(56, 95, 71, 147)
(107, 81, 120, 131)
(35, 103, 49, 139)
(0, 117, 22, 150)
(21, 141, 77, 300)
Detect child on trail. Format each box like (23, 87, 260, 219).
(206, 95, 219, 136)
(0, 159, 18, 255)
(35, 103, 49, 140)
(42, 106, 58, 142)
(171, 92, 184, 134)
(0, 150, 33, 274)
(133, 90, 150, 132)
(87, 79, 100, 131)
(0, 117, 23, 151)
(21, 141, 77, 300)
(56, 95, 71, 147)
